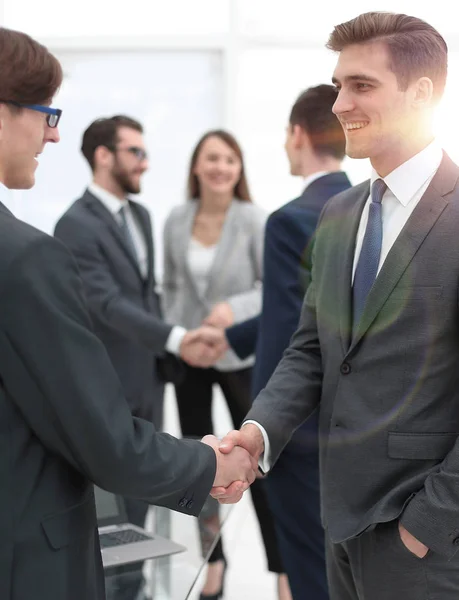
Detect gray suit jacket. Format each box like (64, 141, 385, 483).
(0, 203, 215, 600)
(55, 190, 171, 427)
(247, 153, 459, 559)
(163, 199, 267, 370)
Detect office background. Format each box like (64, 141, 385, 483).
(1, 0, 458, 278)
(2, 2, 459, 597)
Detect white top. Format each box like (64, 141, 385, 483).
(250, 140, 444, 473)
(187, 237, 217, 297)
(88, 182, 187, 356)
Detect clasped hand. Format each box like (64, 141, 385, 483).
(179, 302, 234, 368)
(201, 424, 265, 504)
(179, 325, 228, 368)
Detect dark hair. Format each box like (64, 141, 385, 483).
(327, 12, 448, 102)
(289, 85, 345, 159)
(187, 130, 252, 202)
(81, 115, 143, 171)
(0, 27, 62, 104)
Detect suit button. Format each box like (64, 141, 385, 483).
(340, 362, 351, 375)
(454, 538, 459, 545)
(186, 500, 194, 509)
(178, 498, 187, 508)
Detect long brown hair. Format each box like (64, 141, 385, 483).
(187, 130, 252, 202)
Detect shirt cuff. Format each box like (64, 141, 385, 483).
(165, 326, 187, 356)
(243, 420, 271, 473)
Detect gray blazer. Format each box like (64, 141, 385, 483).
(55, 190, 171, 429)
(246, 153, 459, 559)
(163, 199, 267, 370)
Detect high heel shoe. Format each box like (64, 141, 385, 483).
(199, 558, 227, 600)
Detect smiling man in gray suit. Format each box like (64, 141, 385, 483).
(214, 11, 459, 599)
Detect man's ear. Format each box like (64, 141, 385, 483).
(94, 145, 113, 169)
(413, 77, 434, 108)
(291, 124, 305, 149)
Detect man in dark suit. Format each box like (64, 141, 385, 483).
(0, 27, 255, 600)
(226, 85, 351, 599)
(54, 115, 225, 600)
(215, 12, 459, 599)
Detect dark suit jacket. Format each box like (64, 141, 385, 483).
(0, 202, 215, 599)
(54, 190, 172, 427)
(246, 153, 459, 559)
(227, 172, 351, 449)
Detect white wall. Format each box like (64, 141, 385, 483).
(3, 0, 459, 232)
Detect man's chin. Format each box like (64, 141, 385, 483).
(345, 144, 370, 160)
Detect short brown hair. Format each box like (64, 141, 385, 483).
(327, 12, 448, 102)
(289, 85, 345, 159)
(187, 130, 252, 202)
(81, 115, 143, 171)
(0, 27, 62, 104)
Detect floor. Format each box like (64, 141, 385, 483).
(163, 384, 278, 600)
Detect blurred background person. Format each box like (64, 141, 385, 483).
(163, 130, 287, 600)
(54, 116, 223, 600)
(225, 85, 350, 599)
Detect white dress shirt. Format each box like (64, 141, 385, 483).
(88, 182, 186, 355)
(248, 142, 444, 472)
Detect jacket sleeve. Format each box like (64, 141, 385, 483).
(54, 217, 172, 356)
(225, 315, 259, 360)
(0, 236, 215, 515)
(244, 209, 323, 464)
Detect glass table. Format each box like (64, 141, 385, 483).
(104, 496, 233, 600)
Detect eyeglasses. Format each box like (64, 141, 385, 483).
(0, 101, 62, 128)
(115, 146, 148, 161)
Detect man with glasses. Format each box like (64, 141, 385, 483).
(0, 28, 255, 600)
(54, 115, 225, 599)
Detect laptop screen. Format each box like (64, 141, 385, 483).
(94, 486, 127, 527)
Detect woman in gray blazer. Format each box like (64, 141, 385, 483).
(163, 130, 284, 599)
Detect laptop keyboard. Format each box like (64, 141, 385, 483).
(99, 528, 153, 549)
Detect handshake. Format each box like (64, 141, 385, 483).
(179, 301, 234, 368)
(201, 424, 265, 504)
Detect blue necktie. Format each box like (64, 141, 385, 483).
(352, 178, 387, 330)
(118, 205, 138, 263)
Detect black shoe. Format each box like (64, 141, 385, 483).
(199, 558, 227, 600)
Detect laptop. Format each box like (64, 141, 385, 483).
(94, 486, 186, 568)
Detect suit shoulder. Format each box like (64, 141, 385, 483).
(165, 202, 192, 225)
(235, 201, 268, 230)
(0, 213, 70, 275)
(54, 197, 89, 229)
(327, 180, 369, 209)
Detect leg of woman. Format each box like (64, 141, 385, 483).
(174, 365, 225, 597)
(217, 369, 285, 577)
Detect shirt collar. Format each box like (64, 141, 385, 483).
(88, 182, 128, 215)
(370, 140, 443, 206)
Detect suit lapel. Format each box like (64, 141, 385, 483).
(83, 190, 142, 279)
(349, 153, 458, 352)
(338, 182, 370, 353)
(175, 202, 202, 299)
(205, 202, 241, 299)
(129, 201, 154, 285)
